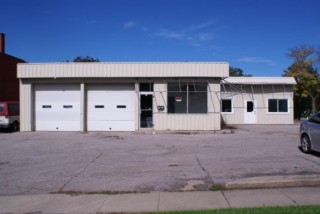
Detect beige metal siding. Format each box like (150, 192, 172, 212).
(19, 80, 33, 131)
(154, 114, 220, 131)
(221, 85, 294, 124)
(18, 62, 229, 78)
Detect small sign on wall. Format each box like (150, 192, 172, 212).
(175, 97, 182, 102)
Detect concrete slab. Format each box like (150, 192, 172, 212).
(226, 175, 320, 190)
(223, 189, 295, 208)
(158, 191, 229, 211)
(279, 187, 320, 205)
(98, 192, 159, 212)
(42, 194, 108, 213)
(0, 194, 57, 214)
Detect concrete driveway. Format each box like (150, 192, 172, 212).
(1, 123, 320, 196)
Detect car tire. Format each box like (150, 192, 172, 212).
(301, 134, 311, 153)
(11, 121, 19, 132)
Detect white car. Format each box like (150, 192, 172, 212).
(300, 112, 320, 153)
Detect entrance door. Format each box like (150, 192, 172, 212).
(244, 100, 256, 124)
(140, 94, 153, 128)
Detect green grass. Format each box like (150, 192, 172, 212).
(209, 183, 226, 191)
(144, 205, 320, 214)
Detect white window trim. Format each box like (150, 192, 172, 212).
(266, 98, 290, 114)
(221, 98, 234, 114)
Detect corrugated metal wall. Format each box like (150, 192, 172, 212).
(19, 80, 33, 131)
(18, 62, 229, 78)
(221, 85, 294, 124)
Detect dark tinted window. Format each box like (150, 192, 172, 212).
(268, 99, 288, 112)
(139, 83, 153, 92)
(268, 99, 277, 112)
(168, 83, 207, 114)
(9, 104, 19, 115)
(309, 113, 320, 124)
(279, 99, 288, 112)
(222, 100, 232, 112)
(247, 101, 254, 112)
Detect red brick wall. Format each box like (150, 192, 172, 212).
(0, 54, 25, 101)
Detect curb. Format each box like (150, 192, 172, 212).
(225, 175, 320, 190)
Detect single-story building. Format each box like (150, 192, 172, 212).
(221, 77, 296, 125)
(17, 62, 296, 132)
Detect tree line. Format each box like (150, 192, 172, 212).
(283, 45, 320, 119)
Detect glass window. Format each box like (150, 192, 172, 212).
(247, 101, 254, 112)
(168, 83, 207, 114)
(139, 83, 153, 92)
(268, 99, 288, 113)
(222, 100, 232, 112)
(309, 113, 320, 124)
(8, 104, 19, 115)
(279, 99, 288, 112)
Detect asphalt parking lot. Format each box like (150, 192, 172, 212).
(1, 123, 320, 196)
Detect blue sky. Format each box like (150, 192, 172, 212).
(1, 0, 319, 76)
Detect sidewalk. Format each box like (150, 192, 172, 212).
(0, 187, 319, 213)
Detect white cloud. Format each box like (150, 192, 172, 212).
(186, 20, 217, 32)
(237, 57, 275, 65)
(123, 21, 136, 30)
(155, 29, 184, 39)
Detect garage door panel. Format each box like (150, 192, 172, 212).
(87, 121, 135, 131)
(87, 102, 134, 112)
(35, 84, 80, 131)
(36, 121, 80, 131)
(87, 84, 135, 131)
(88, 112, 135, 121)
(88, 93, 134, 102)
(36, 112, 81, 121)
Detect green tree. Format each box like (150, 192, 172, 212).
(283, 45, 320, 119)
(229, 66, 252, 76)
(66, 56, 100, 62)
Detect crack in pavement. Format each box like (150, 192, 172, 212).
(277, 189, 298, 205)
(221, 191, 231, 208)
(59, 152, 103, 192)
(194, 153, 214, 183)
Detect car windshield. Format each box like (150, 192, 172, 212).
(309, 112, 320, 124)
(0, 104, 4, 112)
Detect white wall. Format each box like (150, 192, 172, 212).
(221, 85, 295, 124)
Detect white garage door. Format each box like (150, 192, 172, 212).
(87, 84, 135, 131)
(35, 84, 81, 131)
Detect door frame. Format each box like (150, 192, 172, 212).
(244, 100, 257, 124)
(139, 92, 153, 129)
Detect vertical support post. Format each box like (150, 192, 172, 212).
(30, 83, 34, 131)
(80, 83, 86, 132)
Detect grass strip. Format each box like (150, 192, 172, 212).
(143, 205, 320, 214)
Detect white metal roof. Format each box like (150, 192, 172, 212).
(17, 62, 229, 78)
(222, 77, 296, 85)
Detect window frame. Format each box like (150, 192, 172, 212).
(167, 82, 208, 114)
(221, 98, 233, 114)
(267, 99, 289, 114)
